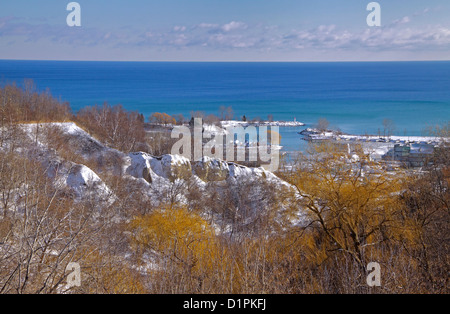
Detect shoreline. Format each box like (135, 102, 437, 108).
(297, 127, 448, 162)
(221, 120, 305, 127)
(299, 127, 445, 145)
(146, 119, 306, 129)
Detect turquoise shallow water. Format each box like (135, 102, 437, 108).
(1, 60, 449, 152)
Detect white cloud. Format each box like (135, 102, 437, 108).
(390, 16, 411, 27)
(221, 21, 247, 32)
(280, 22, 450, 52)
(173, 25, 186, 32)
(197, 23, 219, 29)
(1, 15, 450, 59)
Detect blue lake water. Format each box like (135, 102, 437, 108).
(1, 60, 449, 152)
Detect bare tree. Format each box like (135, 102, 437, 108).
(382, 118, 396, 138)
(225, 106, 234, 121)
(0, 154, 105, 294)
(317, 118, 330, 132)
(77, 103, 146, 152)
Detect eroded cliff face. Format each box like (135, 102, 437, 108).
(192, 157, 230, 182)
(127, 152, 280, 185)
(127, 153, 193, 183)
(3, 122, 302, 230)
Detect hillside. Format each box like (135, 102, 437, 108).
(4, 121, 302, 230)
(0, 84, 448, 294)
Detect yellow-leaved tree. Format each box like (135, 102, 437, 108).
(281, 142, 415, 291)
(129, 206, 222, 293)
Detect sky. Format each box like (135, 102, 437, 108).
(0, 0, 449, 61)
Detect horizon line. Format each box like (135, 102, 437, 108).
(1, 58, 450, 63)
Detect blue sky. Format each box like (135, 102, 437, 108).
(1, 0, 449, 61)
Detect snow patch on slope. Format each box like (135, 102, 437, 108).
(66, 164, 112, 199)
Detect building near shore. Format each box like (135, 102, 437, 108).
(382, 143, 435, 168)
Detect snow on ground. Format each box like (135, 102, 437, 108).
(203, 124, 227, 135)
(126, 151, 299, 212)
(300, 127, 447, 160)
(4, 122, 304, 224)
(15, 122, 118, 203)
(301, 127, 445, 145)
(338, 134, 444, 144)
(65, 164, 113, 201)
(42, 123, 297, 201)
(51, 122, 86, 135)
(127, 152, 288, 186)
